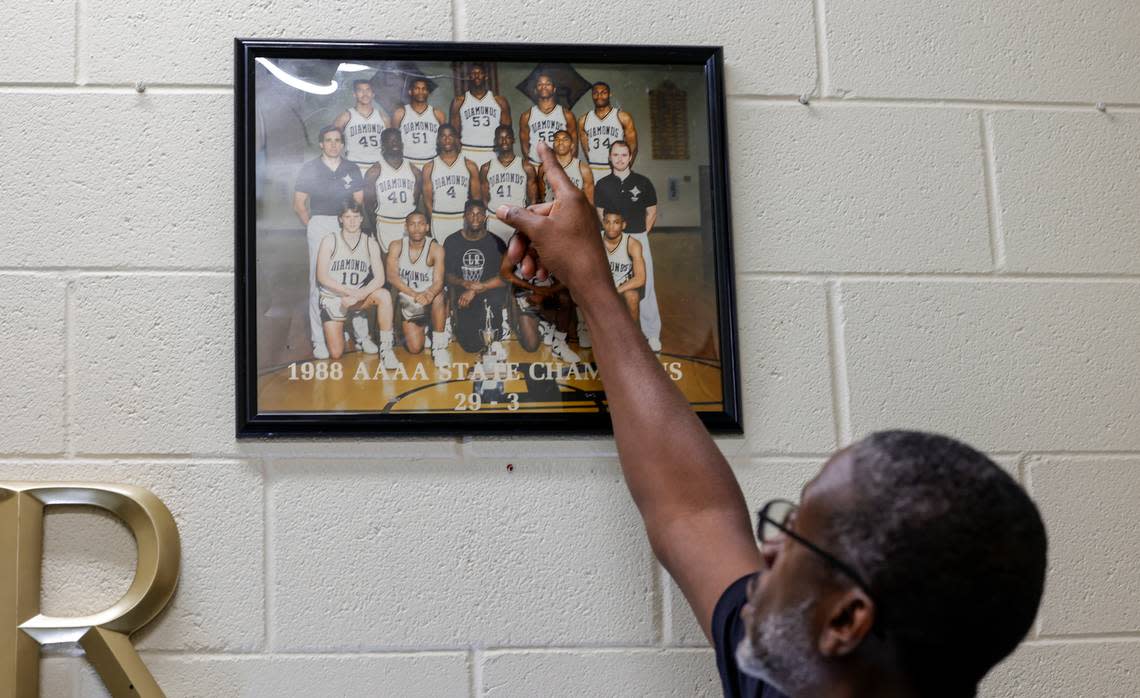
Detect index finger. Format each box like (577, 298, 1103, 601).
(535, 142, 579, 199)
(507, 232, 530, 265)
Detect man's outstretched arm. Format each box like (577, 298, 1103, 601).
(499, 144, 761, 640)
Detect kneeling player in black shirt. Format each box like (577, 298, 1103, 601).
(443, 200, 507, 360)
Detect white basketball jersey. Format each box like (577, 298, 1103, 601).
(373, 159, 417, 221)
(430, 155, 471, 214)
(343, 105, 388, 165)
(544, 158, 585, 202)
(527, 105, 568, 163)
(606, 233, 634, 287)
(398, 238, 436, 294)
(459, 91, 502, 149)
(486, 156, 528, 211)
(400, 104, 440, 162)
(583, 108, 624, 167)
(320, 232, 375, 298)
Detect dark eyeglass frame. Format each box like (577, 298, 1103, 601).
(756, 498, 884, 632)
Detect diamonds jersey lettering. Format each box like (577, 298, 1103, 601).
(527, 105, 568, 164)
(486, 156, 527, 211)
(430, 155, 471, 214)
(459, 91, 501, 149)
(373, 160, 417, 221)
(398, 238, 436, 295)
(400, 104, 440, 163)
(320, 232, 375, 299)
(583, 108, 624, 168)
(607, 233, 634, 287)
(344, 105, 388, 165)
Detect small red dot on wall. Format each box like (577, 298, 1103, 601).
(507, 463, 514, 472)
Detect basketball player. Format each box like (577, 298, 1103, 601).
(499, 235, 581, 363)
(579, 81, 638, 178)
(519, 73, 577, 166)
(392, 78, 447, 168)
(480, 124, 536, 338)
(333, 79, 391, 176)
(293, 126, 367, 359)
(601, 209, 646, 322)
(538, 129, 594, 205)
(314, 201, 400, 369)
(443, 200, 507, 358)
(594, 140, 661, 351)
(481, 125, 538, 244)
(422, 125, 481, 242)
(385, 211, 451, 368)
(363, 128, 422, 253)
(450, 63, 511, 169)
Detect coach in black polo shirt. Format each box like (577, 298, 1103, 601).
(593, 140, 662, 351)
(293, 125, 365, 359)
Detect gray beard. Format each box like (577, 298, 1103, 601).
(734, 598, 821, 695)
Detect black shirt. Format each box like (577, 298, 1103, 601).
(444, 230, 506, 285)
(594, 171, 658, 234)
(713, 573, 788, 698)
(295, 157, 364, 216)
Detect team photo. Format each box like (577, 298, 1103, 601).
(244, 48, 733, 422)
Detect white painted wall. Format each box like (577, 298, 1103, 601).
(2, 1, 1138, 695)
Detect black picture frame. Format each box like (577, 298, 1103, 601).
(235, 38, 741, 437)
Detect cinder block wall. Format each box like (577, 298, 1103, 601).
(4, 1, 1138, 695)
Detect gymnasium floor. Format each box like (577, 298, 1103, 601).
(254, 228, 723, 414)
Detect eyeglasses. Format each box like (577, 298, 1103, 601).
(756, 499, 882, 625)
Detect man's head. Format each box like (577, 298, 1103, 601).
(493, 125, 516, 155)
(337, 200, 364, 234)
(463, 198, 487, 233)
(408, 78, 431, 104)
(608, 140, 631, 173)
(741, 431, 1047, 696)
(352, 79, 374, 106)
(437, 124, 459, 154)
(591, 81, 611, 109)
(404, 211, 429, 241)
(552, 130, 573, 157)
(534, 73, 555, 100)
(318, 126, 345, 159)
(468, 64, 488, 90)
(602, 210, 626, 240)
(381, 128, 403, 160)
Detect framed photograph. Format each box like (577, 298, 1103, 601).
(235, 39, 741, 436)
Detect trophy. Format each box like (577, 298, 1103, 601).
(474, 299, 508, 402)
